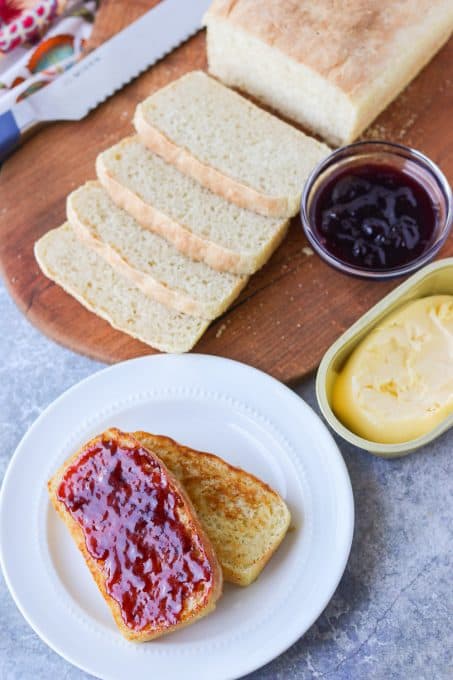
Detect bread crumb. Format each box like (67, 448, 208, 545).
(364, 124, 388, 140)
(215, 323, 227, 338)
(302, 246, 314, 256)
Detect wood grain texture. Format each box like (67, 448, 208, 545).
(0, 1, 452, 383)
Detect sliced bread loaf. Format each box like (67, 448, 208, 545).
(134, 431, 292, 586)
(134, 70, 330, 217)
(67, 181, 247, 320)
(96, 137, 289, 275)
(34, 224, 209, 353)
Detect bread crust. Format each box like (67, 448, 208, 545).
(97, 148, 289, 275)
(97, 153, 255, 275)
(134, 431, 292, 586)
(48, 428, 222, 640)
(134, 104, 293, 218)
(67, 184, 248, 321)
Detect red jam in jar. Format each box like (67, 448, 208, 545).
(57, 437, 213, 631)
(311, 163, 439, 270)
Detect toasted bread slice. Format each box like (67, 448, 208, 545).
(134, 432, 291, 586)
(48, 428, 223, 641)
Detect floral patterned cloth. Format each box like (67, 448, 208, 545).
(0, 0, 98, 114)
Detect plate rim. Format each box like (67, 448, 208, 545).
(0, 354, 354, 680)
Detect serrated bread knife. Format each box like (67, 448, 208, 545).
(0, 0, 212, 163)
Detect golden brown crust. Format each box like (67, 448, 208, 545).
(135, 432, 283, 501)
(134, 431, 291, 586)
(205, 0, 453, 97)
(48, 428, 222, 641)
(134, 105, 292, 218)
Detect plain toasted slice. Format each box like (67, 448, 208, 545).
(134, 431, 291, 586)
(48, 428, 223, 641)
(34, 224, 209, 353)
(134, 70, 330, 217)
(67, 181, 247, 320)
(96, 137, 289, 275)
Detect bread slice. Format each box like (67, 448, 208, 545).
(134, 431, 291, 586)
(96, 137, 289, 275)
(133, 70, 330, 217)
(204, 0, 453, 145)
(48, 428, 223, 641)
(67, 181, 247, 320)
(34, 224, 209, 353)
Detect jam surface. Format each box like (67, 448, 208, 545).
(57, 437, 213, 631)
(312, 163, 438, 270)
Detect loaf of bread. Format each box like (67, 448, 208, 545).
(67, 181, 247, 320)
(97, 136, 290, 274)
(48, 429, 223, 641)
(134, 432, 291, 586)
(34, 224, 209, 353)
(204, 0, 453, 145)
(134, 71, 329, 217)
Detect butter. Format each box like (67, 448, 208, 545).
(332, 295, 453, 444)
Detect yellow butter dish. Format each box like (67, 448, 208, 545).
(316, 258, 453, 457)
(332, 295, 453, 444)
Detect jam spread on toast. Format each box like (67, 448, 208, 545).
(57, 437, 213, 631)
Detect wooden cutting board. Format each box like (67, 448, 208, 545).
(0, 1, 452, 384)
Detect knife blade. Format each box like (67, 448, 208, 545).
(0, 0, 212, 162)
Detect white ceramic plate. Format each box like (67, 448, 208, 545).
(0, 355, 353, 680)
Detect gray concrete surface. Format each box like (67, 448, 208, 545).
(1, 279, 451, 680)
